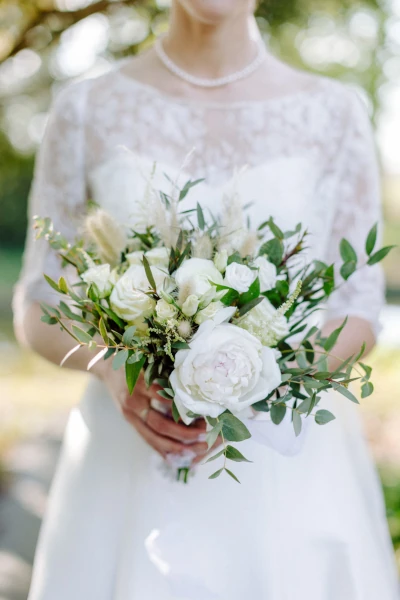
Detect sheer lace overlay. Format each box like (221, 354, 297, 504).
(14, 64, 385, 332)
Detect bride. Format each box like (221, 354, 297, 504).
(13, 1, 399, 598)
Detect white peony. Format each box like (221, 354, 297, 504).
(174, 258, 223, 298)
(145, 247, 170, 267)
(224, 262, 257, 293)
(236, 298, 289, 347)
(81, 264, 112, 298)
(194, 301, 226, 325)
(253, 256, 277, 292)
(124, 264, 173, 293)
(170, 315, 282, 424)
(110, 275, 156, 328)
(156, 299, 178, 321)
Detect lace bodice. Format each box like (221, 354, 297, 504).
(13, 63, 385, 333)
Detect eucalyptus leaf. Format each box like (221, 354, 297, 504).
(270, 403, 287, 425)
(365, 223, 378, 255)
(125, 354, 146, 394)
(219, 413, 251, 442)
(196, 202, 205, 230)
(324, 317, 348, 352)
(71, 325, 93, 344)
(361, 382, 374, 398)
(225, 445, 252, 463)
(367, 246, 396, 265)
(225, 468, 241, 484)
(292, 410, 302, 437)
(205, 449, 225, 463)
(112, 349, 129, 370)
(315, 409, 336, 425)
(332, 382, 359, 404)
(209, 468, 223, 480)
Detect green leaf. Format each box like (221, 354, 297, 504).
(219, 287, 240, 306)
(225, 445, 252, 463)
(361, 382, 374, 398)
(340, 261, 357, 281)
(237, 296, 264, 317)
(292, 410, 302, 436)
(179, 178, 205, 202)
(98, 317, 108, 344)
(206, 422, 223, 449)
(172, 400, 180, 423)
(196, 202, 205, 230)
(297, 397, 313, 414)
(112, 349, 129, 370)
(270, 403, 287, 425)
(125, 354, 146, 394)
(41, 314, 58, 325)
(315, 409, 336, 425)
(44, 274, 61, 293)
(219, 413, 251, 442)
(332, 382, 359, 404)
(323, 264, 335, 295)
(71, 325, 93, 344)
(340, 239, 357, 264)
(209, 468, 223, 480)
(324, 317, 348, 352)
(99, 305, 125, 328)
(157, 390, 174, 400)
(225, 468, 241, 484)
(171, 341, 191, 350)
(205, 449, 225, 463)
(127, 351, 144, 364)
(122, 325, 137, 346)
(267, 218, 284, 239)
(367, 246, 396, 265)
(359, 362, 372, 380)
(366, 223, 378, 255)
(259, 238, 284, 266)
(251, 399, 270, 413)
(227, 251, 243, 265)
(142, 255, 157, 291)
(302, 340, 315, 364)
(238, 277, 260, 307)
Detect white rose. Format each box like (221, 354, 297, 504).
(110, 275, 156, 325)
(125, 251, 144, 266)
(181, 294, 199, 317)
(170, 319, 282, 424)
(174, 258, 223, 298)
(145, 247, 170, 267)
(124, 265, 173, 293)
(253, 256, 277, 292)
(81, 264, 112, 298)
(156, 299, 178, 321)
(214, 249, 228, 273)
(236, 298, 289, 347)
(224, 262, 257, 293)
(194, 301, 225, 325)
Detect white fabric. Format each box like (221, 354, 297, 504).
(14, 65, 398, 599)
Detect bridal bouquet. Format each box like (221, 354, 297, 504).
(34, 174, 392, 483)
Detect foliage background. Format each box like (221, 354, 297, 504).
(0, 0, 400, 592)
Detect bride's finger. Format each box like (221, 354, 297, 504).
(146, 409, 207, 443)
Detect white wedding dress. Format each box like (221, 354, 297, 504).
(14, 63, 399, 600)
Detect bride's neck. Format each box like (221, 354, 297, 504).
(165, 7, 260, 78)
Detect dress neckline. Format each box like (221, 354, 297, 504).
(114, 61, 329, 111)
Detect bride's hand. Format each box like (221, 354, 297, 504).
(95, 360, 209, 460)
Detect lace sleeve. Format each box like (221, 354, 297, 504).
(13, 81, 88, 329)
(324, 91, 385, 336)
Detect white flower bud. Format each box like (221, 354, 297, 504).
(199, 287, 217, 309)
(181, 294, 199, 317)
(214, 249, 228, 273)
(156, 299, 178, 322)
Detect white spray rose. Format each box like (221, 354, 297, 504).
(174, 258, 223, 298)
(224, 262, 257, 293)
(145, 247, 170, 267)
(156, 299, 178, 321)
(236, 298, 289, 347)
(181, 295, 199, 317)
(110, 275, 156, 326)
(214, 249, 228, 273)
(253, 256, 277, 292)
(170, 316, 282, 425)
(124, 264, 173, 293)
(126, 251, 144, 266)
(81, 264, 112, 298)
(194, 301, 225, 325)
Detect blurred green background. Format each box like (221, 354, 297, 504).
(0, 0, 400, 595)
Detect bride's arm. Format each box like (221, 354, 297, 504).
(323, 89, 385, 370)
(13, 83, 208, 460)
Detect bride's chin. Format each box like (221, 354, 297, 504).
(174, 0, 255, 24)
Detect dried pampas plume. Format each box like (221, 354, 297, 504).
(85, 209, 127, 266)
(218, 167, 247, 253)
(239, 230, 258, 258)
(192, 233, 213, 260)
(178, 280, 197, 306)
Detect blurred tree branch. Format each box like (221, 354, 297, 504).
(1, 0, 141, 61)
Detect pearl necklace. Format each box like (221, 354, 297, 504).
(154, 36, 266, 88)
